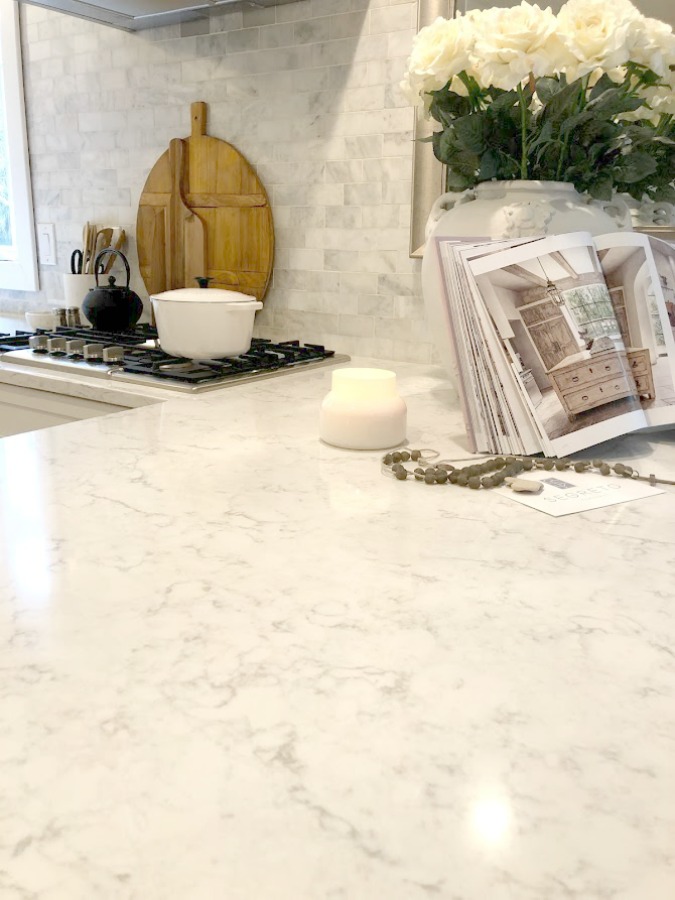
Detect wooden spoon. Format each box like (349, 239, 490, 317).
(93, 228, 114, 274)
(84, 222, 99, 274)
(81, 222, 92, 273)
(103, 228, 127, 275)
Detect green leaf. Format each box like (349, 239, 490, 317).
(429, 88, 472, 127)
(591, 71, 631, 98)
(485, 90, 520, 113)
(444, 169, 475, 191)
(654, 184, 675, 203)
(478, 149, 502, 180)
(452, 114, 487, 154)
(614, 151, 658, 184)
(528, 119, 554, 150)
(585, 88, 643, 118)
(587, 176, 614, 201)
(540, 78, 584, 124)
(534, 77, 563, 105)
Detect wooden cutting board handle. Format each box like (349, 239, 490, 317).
(191, 101, 207, 138)
(168, 137, 207, 290)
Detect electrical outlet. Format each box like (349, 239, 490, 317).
(36, 224, 56, 266)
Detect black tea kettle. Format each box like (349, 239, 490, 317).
(82, 249, 143, 333)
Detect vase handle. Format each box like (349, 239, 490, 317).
(628, 199, 675, 228)
(425, 189, 476, 242)
(584, 195, 633, 231)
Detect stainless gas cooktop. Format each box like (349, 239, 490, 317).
(0, 327, 349, 393)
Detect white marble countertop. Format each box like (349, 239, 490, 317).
(1, 357, 675, 900)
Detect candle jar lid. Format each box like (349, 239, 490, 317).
(330, 367, 399, 401)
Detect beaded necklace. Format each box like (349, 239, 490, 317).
(381, 449, 675, 490)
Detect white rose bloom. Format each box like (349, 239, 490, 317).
(401, 15, 476, 105)
(627, 16, 675, 77)
(471, 2, 571, 92)
(557, 0, 642, 79)
(587, 65, 627, 86)
(623, 81, 675, 123)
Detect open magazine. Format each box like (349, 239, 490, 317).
(433, 230, 675, 457)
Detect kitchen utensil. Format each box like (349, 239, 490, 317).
(70, 249, 83, 275)
(82, 222, 95, 274)
(93, 227, 114, 271)
(168, 138, 207, 290)
(103, 229, 126, 274)
(65, 308, 81, 327)
(150, 284, 262, 359)
(25, 310, 57, 331)
(137, 100, 273, 299)
(81, 249, 143, 332)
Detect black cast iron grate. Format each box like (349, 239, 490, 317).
(0, 327, 337, 385)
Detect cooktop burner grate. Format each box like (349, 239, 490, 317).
(122, 339, 340, 384)
(0, 326, 347, 391)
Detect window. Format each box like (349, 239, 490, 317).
(0, 0, 37, 290)
(563, 283, 622, 342)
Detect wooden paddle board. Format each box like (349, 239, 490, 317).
(137, 101, 274, 300)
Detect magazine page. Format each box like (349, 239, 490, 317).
(464, 232, 648, 458)
(436, 238, 545, 455)
(453, 242, 548, 455)
(454, 255, 527, 454)
(434, 237, 491, 452)
(595, 232, 675, 433)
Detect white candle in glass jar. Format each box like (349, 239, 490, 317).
(319, 367, 407, 450)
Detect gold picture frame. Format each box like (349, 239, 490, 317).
(409, 0, 455, 258)
(634, 226, 675, 243)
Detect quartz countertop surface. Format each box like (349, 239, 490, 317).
(1, 358, 675, 900)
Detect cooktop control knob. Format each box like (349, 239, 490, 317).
(102, 346, 124, 365)
(47, 337, 67, 356)
(66, 339, 86, 358)
(29, 334, 49, 353)
(83, 343, 104, 363)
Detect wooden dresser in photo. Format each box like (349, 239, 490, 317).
(626, 347, 656, 400)
(547, 349, 641, 421)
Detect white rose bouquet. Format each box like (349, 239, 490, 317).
(402, 0, 675, 203)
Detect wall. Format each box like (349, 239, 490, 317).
(1, 0, 434, 363)
(461, 0, 674, 22)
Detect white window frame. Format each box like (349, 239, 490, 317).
(0, 0, 38, 290)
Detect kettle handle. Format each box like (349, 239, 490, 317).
(94, 249, 130, 288)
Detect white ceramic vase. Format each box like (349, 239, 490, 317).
(424, 180, 632, 243)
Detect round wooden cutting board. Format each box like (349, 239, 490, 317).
(136, 101, 274, 301)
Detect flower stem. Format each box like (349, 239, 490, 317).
(556, 75, 588, 182)
(517, 82, 528, 180)
(556, 132, 570, 181)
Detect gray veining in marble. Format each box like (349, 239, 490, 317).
(0, 358, 674, 899)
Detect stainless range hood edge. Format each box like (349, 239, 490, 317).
(15, 0, 300, 32)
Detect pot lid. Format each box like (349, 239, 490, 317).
(150, 288, 255, 303)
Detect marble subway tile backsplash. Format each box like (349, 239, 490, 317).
(2, 0, 433, 364)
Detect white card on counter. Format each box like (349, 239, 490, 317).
(497, 469, 665, 516)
